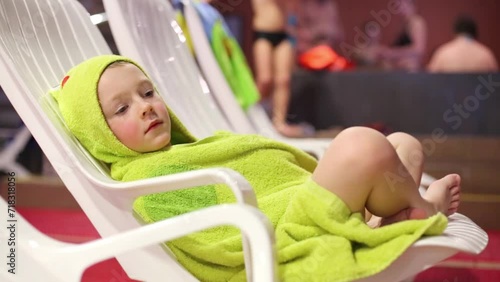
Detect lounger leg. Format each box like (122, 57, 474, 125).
(0, 127, 32, 176)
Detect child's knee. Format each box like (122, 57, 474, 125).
(388, 132, 423, 151)
(336, 127, 386, 145)
(331, 127, 396, 168)
(257, 76, 273, 92)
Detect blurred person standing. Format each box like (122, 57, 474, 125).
(427, 15, 498, 73)
(252, 0, 312, 137)
(352, 21, 388, 71)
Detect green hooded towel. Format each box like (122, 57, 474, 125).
(51, 55, 447, 282)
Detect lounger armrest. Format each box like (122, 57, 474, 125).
(52, 204, 277, 282)
(96, 168, 266, 282)
(96, 167, 258, 207)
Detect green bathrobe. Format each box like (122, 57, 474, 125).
(51, 55, 447, 282)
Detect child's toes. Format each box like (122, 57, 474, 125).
(447, 201, 460, 215)
(450, 186, 460, 196)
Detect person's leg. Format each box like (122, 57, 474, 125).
(271, 39, 293, 125)
(271, 40, 313, 137)
(387, 132, 424, 187)
(312, 127, 460, 219)
(367, 132, 425, 224)
(253, 38, 274, 99)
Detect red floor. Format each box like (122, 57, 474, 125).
(18, 207, 500, 281)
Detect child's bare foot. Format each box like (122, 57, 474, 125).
(379, 174, 461, 226)
(423, 174, 461, 216)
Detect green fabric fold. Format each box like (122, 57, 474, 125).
(211, 20, 260, 110)
(51, 55, 447, 282)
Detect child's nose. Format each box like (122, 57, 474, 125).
(141, 102, 154, 117)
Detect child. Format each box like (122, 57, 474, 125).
(51, 55, 460, 281)
(252, 0, 313, 137)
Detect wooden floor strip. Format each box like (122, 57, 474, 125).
(439, 260, 500, 270)
(461, 193, 500, 203)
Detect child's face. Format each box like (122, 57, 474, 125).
(98, 63, 172, 152)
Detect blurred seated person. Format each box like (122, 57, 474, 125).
(427, 15, 498, 73)
(252, 0, 310, 137)
(292, 0, 344, 64)
(285, 0, 346, 136)
(379, 0, 427, 72)
(352, 21, 389, 71)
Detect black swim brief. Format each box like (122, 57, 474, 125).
(254, 31, 289, 47)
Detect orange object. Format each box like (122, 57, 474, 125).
(298, 44, 354, 71)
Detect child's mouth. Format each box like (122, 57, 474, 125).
(146, 120, 162, 133)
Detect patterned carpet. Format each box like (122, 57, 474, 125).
(18, 207, 500, 282)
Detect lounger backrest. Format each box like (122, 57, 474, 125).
(0, 1, 196, 280)
(104, 0, 232, 138)
(0, 0, 112, 179)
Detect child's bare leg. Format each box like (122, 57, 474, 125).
(253, 39, 274, 99)
(366, 132, 428, 225)
(386, 132, 424, 187)
(367, 132, 425, 224)
(379, 174, 461, 225)
(384, 132, 460, 223)
(312, 127, 459, 220)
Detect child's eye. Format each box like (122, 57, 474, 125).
(115, 105, 128, 115)
(144, 90, 154, 97)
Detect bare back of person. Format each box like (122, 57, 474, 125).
(428, 36, 499, 73)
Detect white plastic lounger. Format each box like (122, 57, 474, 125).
(0, 0, 275, 281)
(0, 125, 31, 176)
(0, 0, 488, 281)
(0, 90, 32, 176)
(0, 197, 274, 282)
(106, 0, 485, 281)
